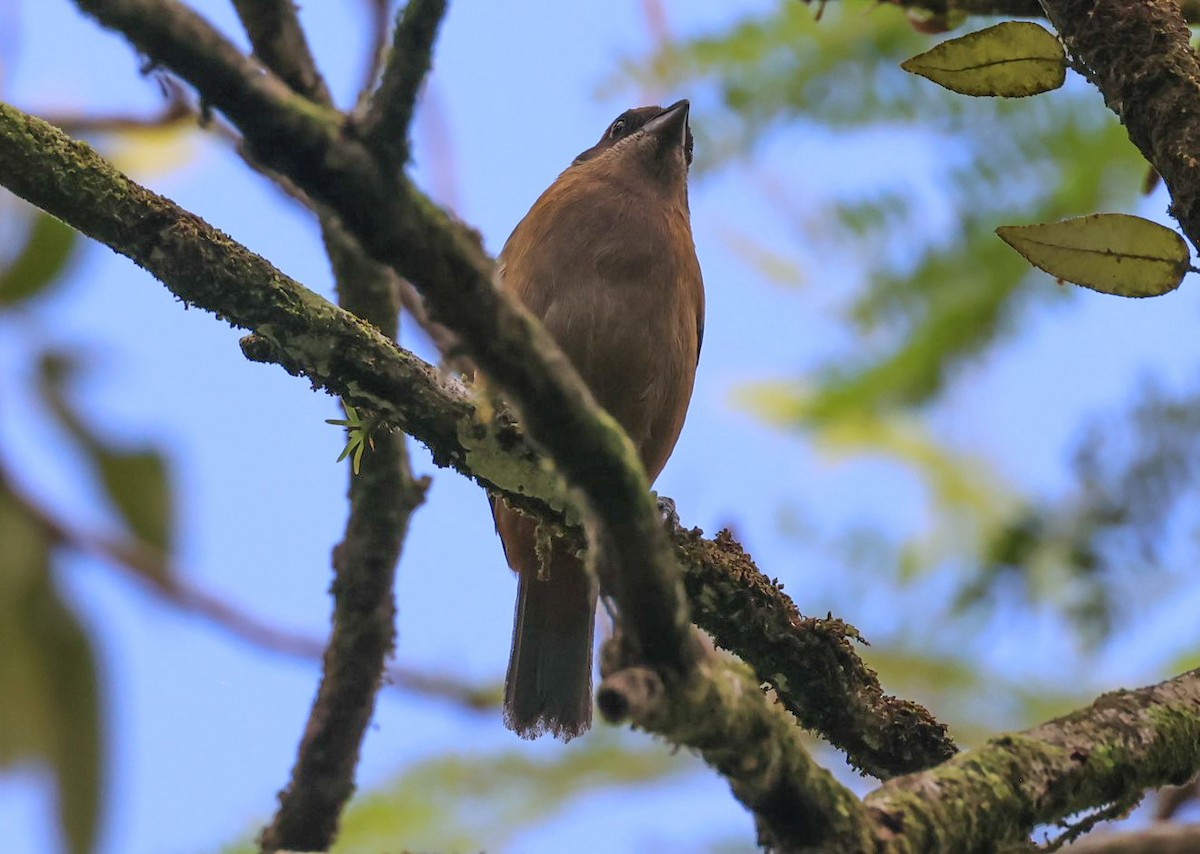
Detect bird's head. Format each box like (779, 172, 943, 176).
(570, 99, 693, 190)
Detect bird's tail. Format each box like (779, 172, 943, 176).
(503, 539, 597, 740)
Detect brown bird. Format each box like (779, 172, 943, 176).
(493, 100, 705, 740)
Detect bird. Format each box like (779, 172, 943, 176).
(491, 99, 705, 740)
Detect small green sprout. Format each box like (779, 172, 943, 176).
(325, 402, 380, 475)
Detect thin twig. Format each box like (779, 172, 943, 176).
(360, 0, 447, 165)
(38, 75, 193, 133)
(353, 0, 394, 115)
(230, 0, 331, 104)
(0, 458, 489, 709)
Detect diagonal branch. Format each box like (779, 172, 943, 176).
(866, 668, 1200, 851)
(675, 527, 956, 778)
(0, 98, 954, 779)
(231, 0, 331, 104)
(353, 0, 395, 113)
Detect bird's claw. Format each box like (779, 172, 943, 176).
(654, 493, 679, 528)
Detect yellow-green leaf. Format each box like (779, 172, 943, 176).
(901, 21, 1066, 97)
(996, 213, 1190, 297)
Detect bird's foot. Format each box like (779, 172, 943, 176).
(653, 493, 679, 529)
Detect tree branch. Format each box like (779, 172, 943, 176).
(230, 0, 331, 105)
(352, 0, 394, 114)
(599, 653, 875, 851)
(360, 0, 447, 164)
(259, 219, 430, 849)
(810, 0, 1200, 24)
(0, 98, 954, 780)
(674, 527, 956, 779)
(867, 668, 1200, 851)
(1038, 0, 1200, 257)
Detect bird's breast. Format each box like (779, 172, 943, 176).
(501, 184, 703, 481)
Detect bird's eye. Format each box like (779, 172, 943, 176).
(608, 119, 627, 139)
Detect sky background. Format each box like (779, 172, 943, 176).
(2, 1, 1199, 852)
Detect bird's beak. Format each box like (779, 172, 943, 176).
(643, 99, 691, 152)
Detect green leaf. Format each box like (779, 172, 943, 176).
(0, 489, 103, 854)
(0, 211, 79, 307)
(95, 448, 174, 559)
(997, 213, 1190, 297)
(328, 402, 377, 475)
(901, 21, 1067, 97)
(35, 351, 176, 562)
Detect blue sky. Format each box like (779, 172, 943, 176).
(2, 2, 1199, 852)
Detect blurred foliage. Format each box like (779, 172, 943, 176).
(633, 3, 1144, 415)
(0, 486, 101, 854)
(625, 0, 1196, 649)
(856, 646, 1093, 744)
(1, 197, 176, 851)
(0, 211, 78, 307)
(37, 351, 175, 559)
(218, 733, 695, 853)
(968, 380, 1200, 642)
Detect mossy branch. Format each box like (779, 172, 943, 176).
(867, 668, 1200, 851)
